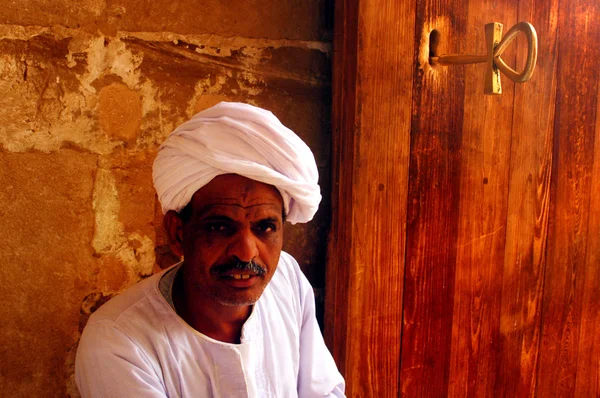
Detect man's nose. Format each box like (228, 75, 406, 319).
(227, 228, 259, 262)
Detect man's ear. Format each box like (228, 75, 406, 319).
(163, 210, 184, 257)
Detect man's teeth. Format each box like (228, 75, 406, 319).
(232, 274, 251, 280)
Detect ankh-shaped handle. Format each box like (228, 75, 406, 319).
(430, 22, 538, 95)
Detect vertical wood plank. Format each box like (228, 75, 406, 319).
(325, 0, 358, 378)
(326, 0, 415, 395)
(399, 1, 467, 396)
(574, 80, 600, 397)
(537, 0, 600, 395)
(448, 1, 517, 396)
(495, 0, 560, 396)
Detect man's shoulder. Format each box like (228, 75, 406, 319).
(277, 250, 298, 271)
(267, 251, 312, 311)
(274, 251, 307, 288)
(87, 269, 169, 326)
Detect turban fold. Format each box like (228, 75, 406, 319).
(152, 102, 321, 224)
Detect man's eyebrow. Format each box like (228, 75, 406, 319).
(193, 204, 232, 220)
(199, 215, 235, 222)
(252, 217, 281, 224)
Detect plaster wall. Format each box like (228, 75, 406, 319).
(0, 2, 332, 396)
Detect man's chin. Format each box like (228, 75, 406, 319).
(212, 286, 267, 307)
(218, 297, 259, 307)
(213, 291, 264, 306)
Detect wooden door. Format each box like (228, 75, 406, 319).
(325, 0, 600, 396)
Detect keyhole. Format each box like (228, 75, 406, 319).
(429, 29, 441, 65)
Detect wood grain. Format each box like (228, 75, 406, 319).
(494, 0, 559, 396)
(324, 0, 358, 378)
(325, 0, 415, 395)
(399, 1, 467, 395)
(574, 75, 600, 397)
(328, 0, 600, 395)
(447, 1, 517, 396)
(537, 0, 600, 395)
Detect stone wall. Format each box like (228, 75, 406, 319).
(0, 2, 332, 396)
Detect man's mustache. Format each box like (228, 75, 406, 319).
(211, 260, 267, 276)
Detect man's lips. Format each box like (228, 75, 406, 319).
(211, 260, 267, 288)
(217, 272, 261, 287)
(219, 270, 260, 279)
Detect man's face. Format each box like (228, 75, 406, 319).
(167, 174, 284, 307)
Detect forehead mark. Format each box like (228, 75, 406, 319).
(240, 185, 252, 201)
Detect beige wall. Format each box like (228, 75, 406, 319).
(0, 2, 332, 396)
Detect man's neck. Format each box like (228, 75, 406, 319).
(172, 270, 252, 344)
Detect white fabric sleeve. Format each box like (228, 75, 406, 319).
(296, 270, 346, 397)
(75, 320, 167, 398)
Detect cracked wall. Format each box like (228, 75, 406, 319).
(0, 2, 332, 396)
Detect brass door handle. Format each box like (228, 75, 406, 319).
(430, 22, 538, 95)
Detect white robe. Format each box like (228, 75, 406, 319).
(75, 252, 345, 397)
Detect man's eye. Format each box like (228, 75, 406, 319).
(256, 222, 277, 233)
(206, 223, 230, 232)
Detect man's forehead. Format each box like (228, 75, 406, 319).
(189, 174, 283, 212)
(195, 202, 283, 219)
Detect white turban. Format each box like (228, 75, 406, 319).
(152, 102, 321, 224)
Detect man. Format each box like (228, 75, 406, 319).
(75, 102, 345, 397)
